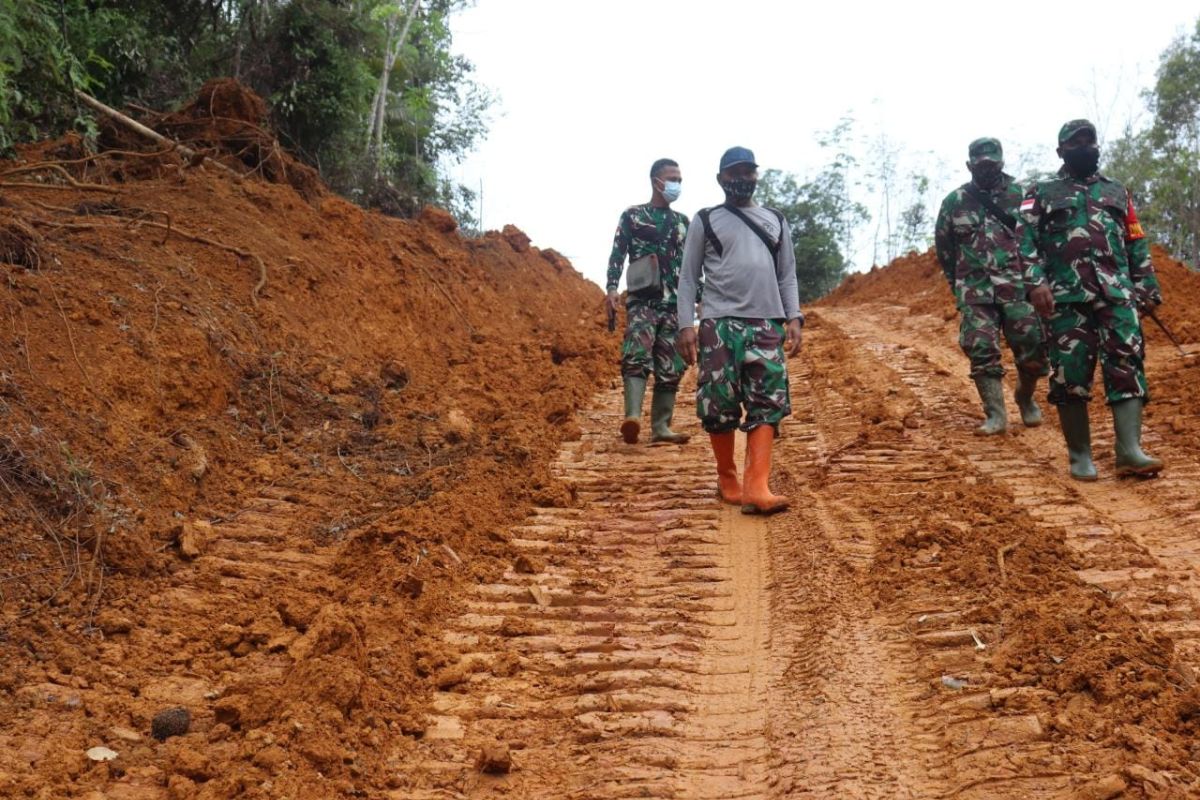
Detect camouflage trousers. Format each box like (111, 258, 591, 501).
(695, 317, 791, 433)
(959, 301, 1049, 379)
(621, 301, 686, 390)
(1047, 300, 1148, 405)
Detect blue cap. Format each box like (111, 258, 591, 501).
(719, 146, 757, 172)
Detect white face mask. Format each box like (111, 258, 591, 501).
(660, 180, 682, 202)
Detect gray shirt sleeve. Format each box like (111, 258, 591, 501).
(775, 220, 802, 321)
(677, 218, 706, 328)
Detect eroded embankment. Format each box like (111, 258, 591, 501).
(0, 83, 616, 798)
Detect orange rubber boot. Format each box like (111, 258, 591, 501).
(709, 431, 741, 505)
(741, 425, 789, 515)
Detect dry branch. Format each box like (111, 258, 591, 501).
(997, 542, 1018, 584)
(74, 90, 243, 180)
(29, 216, 267, 307)
(0, 163, 119, 194)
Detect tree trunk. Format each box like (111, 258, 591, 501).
(366, 0, 421, 175)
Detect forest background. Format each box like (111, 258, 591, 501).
(3, 1, 1197, 301)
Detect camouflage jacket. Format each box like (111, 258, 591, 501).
(934, 174, 1026, 305)
(1016, 168, 1161, 305)
(607, 204, 690, 307)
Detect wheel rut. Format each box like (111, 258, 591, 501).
(400, 358, 955, 798)
(397, 303, 1200, 798)
(822, 305, 1200, 669)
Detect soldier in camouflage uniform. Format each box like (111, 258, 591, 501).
(677, 147, 803, 515)
(935, 137, 1049, 435)
(1018, 119, 1164, 480)
(607, 158, 693, 445)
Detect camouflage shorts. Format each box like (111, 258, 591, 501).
(959, 301, 1049, 379)
(621, 301, 685, 390)
(1047, 300, 1148, 405)
(695, 317, 791, 433)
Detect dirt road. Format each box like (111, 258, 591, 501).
(397, 302, 1200, 799)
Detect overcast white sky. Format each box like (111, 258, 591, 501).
(449, 1, 1195, 290)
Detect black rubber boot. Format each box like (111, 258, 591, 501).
(620, 376, 647, 444)
(1112, 399, 1163, 477)
(973, 376, 1007, 435)
(649, 386, 690, 444)
(1014, 370, 1043, 427)
(1056, 403, 1098, 481)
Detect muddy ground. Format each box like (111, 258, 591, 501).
(3, 86, 1200, 798)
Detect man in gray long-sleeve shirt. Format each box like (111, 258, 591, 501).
(677, 146, 803, 515)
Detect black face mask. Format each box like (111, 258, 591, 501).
(969, 163, 1003, 190)
(721, 179, 757, 201)
(1062, 145, 1100, 177)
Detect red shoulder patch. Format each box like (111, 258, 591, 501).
(1125, 193, 1146, 241)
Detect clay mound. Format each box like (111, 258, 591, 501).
(825, 245, 1200, 337)
(0, 131, 616, 796)
(823, 249, 952, 317)
(823, 243, 1200, 453)
(157, 78, 323, 200)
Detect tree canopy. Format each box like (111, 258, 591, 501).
(0, 0, 490, 223)
(1106, 17, 1200, 267)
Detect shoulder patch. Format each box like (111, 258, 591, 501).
(1019, 198, 1036, 213)
(1125, 194, 1146, 241)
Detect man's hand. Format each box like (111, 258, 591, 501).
(605, 291, 620, 315)
(677, 326, 698, 366)
(1029, 284, 1054, 319)
(1135, 287, 1162, 316)
(784, 319, 803, 357)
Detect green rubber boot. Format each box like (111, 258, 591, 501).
(1112, 398, 1164, 477)
(973, 376, 1008, 435)
(1014, 370, 1043, 427)
(649, 386, 690, 444)
(1056, 403, 1098, 481)
(620, 376, 647, 444)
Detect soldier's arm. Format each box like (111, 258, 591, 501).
(679, 214, 703, 303)
(933, 197, 957, 289)
(606, 209, 633, 293)
(775, 220, 802, 323)
(1123, 191, 1162, 305)
(677, 220, 705, 329)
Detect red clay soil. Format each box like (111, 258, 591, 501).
(820, 246, 1200, 795)
(824, 245, 1200, 444)
(0, 85, 615, 798)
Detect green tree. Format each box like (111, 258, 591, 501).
(1, 0, 490, 223)
(898, 172, 931, 255)
(1107, 17, 1200, 266)
(0, 0, 100, 151)
(758, 164, 869, 303)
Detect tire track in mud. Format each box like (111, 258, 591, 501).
(822, 305, 1200, 663)
(403, 386, 772, 799)
(772, 331, 1089, 800)
(398, 303, 1200, 798)
(399, 363, 964, 799)
(762, 359, 955, 799)
(821, 304, 1200, 795)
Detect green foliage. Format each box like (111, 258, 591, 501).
(0, 0, 100, 151)
(898, 173, 931, 255)
(758, 160, 869, 303)
(1106, 17, 1200, 267)
(1, 0, 491, 222)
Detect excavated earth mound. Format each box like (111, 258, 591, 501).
(819, 245, 1200, 794)
(825, 245, 1200, 446)
(0, 86, 615, 798)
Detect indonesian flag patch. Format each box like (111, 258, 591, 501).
(1125, 193, 1146, 240)
(1020, 197, 1036, 213)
